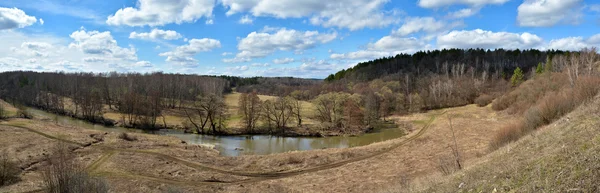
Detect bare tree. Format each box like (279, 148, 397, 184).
(239, 92, 261, 133)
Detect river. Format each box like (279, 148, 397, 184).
(28, 108, 406, 156)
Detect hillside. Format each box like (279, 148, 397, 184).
(410, 94, 600, 192)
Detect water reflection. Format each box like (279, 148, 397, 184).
(28, 108, 406, 156)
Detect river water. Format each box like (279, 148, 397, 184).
(28, 108, 406, 156)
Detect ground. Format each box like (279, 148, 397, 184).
(0, 99, 517, 193)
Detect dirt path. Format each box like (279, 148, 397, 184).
(1, 111, 443, 191)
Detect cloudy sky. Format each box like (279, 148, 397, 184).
(1, 0, 599, 78)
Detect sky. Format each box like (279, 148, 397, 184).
(0, 0, 599, 78)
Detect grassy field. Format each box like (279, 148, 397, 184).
(48, 92, 319, 131)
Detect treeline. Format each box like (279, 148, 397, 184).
(326, 48, 569, 82)
(0, 71, 230, 129)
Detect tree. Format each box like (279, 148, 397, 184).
(510, 67, 524, 86)
(312, 92, 349, 128)
(0, 104, 6, 120)
(262, 97, 293, 132)
(535, 62, 544, 75)
(342, 97, 364, 131)
(409, 93, 423, 113)
(287, 95, 302, 126)
(239, 92, 261, 133)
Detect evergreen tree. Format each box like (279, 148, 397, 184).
(545, 56, 553, 73)
(535, 62, 544, 75)
(511, 67, 524, 86)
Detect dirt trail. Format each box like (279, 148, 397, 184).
(1, 111, 443, 190)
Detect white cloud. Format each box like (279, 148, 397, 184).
(251, 63, 269, 67)
(221, 0, 396, 30)
(39, 18, 44, 25)
(273, 57, 295, 64)
(0, 7, 38, 30)
(331, 36, 428, 60)
(394, 17, 463, 37)
(129, 29, 182, 40)
(69, 29, 138, 61)
(106, 0, 214, 27)
(225, 28, 337, 62)
(205, 18, 214, 25)
(227, 65, 249, 71)
(253, 59, 343, 78)
(517, 0, 583, 27)
(0, 30, 147, 72)
(159, 38, 221, 67)
(239, 15, 253, 24)
(418, 0, 509, 8)
(222, 52, 233, 56)
(447, 8, 477, 18)
(591, 4, 600, 12)
(133, 61, 153, 68)
(542, 35, 600, 51)
(437, 29, 544, 50)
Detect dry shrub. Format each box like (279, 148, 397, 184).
(118, 132, 137, 141)
(490, 74, 600, 150)
(0, 151, 20, 187)
(16, 105, 32, 119)
(491, 73, 569, 114)
(489, 122, 525, 150)
(437, 154, 461, 175)
(43, 143, 109, 193)
(474, 94, 494, 107)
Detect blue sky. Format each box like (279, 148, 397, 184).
(0, 0, 599, 78)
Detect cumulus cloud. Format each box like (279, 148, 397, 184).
(418, 0, 509, 8)
(159, 38, 221, 67)
(239, 15, 253, 24)
(225, 28, 337, 63)
(129, 29, 182, 40)
(331, 36, 428, 60)
(254, 59, 343, 78)
(0, 30, 148, 72)
(447, 8, 477, 18)
(106, 0, 214, 27)
(0, 7, 38, 30)
(227, 65, 249, 71)
(394, 17, 463, 37)
(251, 63, 269, 67)
(517, 0, 583, 27)
(221, 0, 396, 30)
(542, 35, 600, 51)
(437, 29, 544, 50)
(273, 57, 295, 64)
(69, 29, 138, 61)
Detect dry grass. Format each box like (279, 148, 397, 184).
(417, 96, 600, 192)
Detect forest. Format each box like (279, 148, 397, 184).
(0, 48, 592, 136)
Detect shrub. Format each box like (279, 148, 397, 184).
(474, 94, 494, 107)
(0, 152, 20, 187)
(118, 132, 137, 141)
(489, 122, 525, 150)
(43, 143, 109, 193)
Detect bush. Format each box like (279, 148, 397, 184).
(474, 94, 494, 107)
(43, 143, 109, 193)
(489, 122, 525, 150)
(0, 152, 20, 187)
(118, 132, 137, 141)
